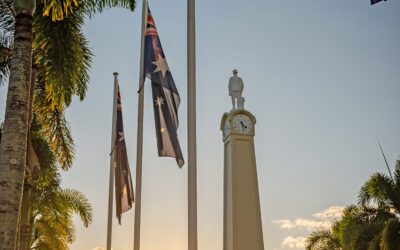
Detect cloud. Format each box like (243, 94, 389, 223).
(282, 236, 306, 249)
(313, 206, 344, 219)
(272, 218, 331, 231)
(273, 206, 345, 250)
(272, 206, 345, 231)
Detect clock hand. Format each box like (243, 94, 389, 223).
(240, 121, 247, 129)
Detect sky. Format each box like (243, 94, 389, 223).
(1, 0, 400, 249)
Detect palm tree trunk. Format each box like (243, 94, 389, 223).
(18, 66, 38, 250)
(17, 183, 32, 250)
(26, 206, 34, 249)
(0, 3, 35, 248)
(27, 66, 37, 131)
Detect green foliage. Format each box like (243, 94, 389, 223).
(33, 89, 75, 169)
(1, 0, 136, 168)
(359, 160, 400, 214)
(39, 0, 136, 21)
(307, 160, 400, 250)
(380, 219, 400, 250)
(33, 2, 92, 107)
(0, 41, 11, 85)
(82, 0, 136, 17)
(41, 0, 78, 21)
(28, 125, 57, 189)
(305, 229, 341, 250)
(0, 0, 14, 85)
(359, 173, 397, 209)
(28, 126, 92, 250)
(31, 185, 93, 250)
(338, 205, 394, 250)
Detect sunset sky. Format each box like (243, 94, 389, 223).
(1, 0, 400, 249)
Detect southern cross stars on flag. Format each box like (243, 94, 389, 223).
(144, 3, 184, 168)
(113, 84, 134, 224)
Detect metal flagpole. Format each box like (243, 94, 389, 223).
(134, 1, 147, 250)
(378, 143, 394, 182)
(107, 72, 119, 250)
(187, 0, 198, 249)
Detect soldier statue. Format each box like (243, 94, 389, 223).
(228, 69, 244, 110)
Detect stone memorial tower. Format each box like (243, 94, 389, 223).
(220, 70, 264, 250)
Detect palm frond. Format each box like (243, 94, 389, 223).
(305, 230, 341, 250)
(367, 232, 382, 250)
(58, 188, 93, 227)
(35, 107, 75, 169)
(31, 217, 70, 250)
(31, 185, 90, 249)
(82, 0, 136, 17)
(393, 160, 400, 213)
(28, 127, 59, 189)
(0, 43, 11, 85)
(380, 219, 400, 250)
(34, 82, 75, 169)
(0, 0, 15, 30)
(358, 173, 395, 207)
(33, 3, 92, 108)
(338, 205, 394, 250)
(40, 0, 78, 21)
(395, 160, 400, 185)
(0, 0, 14, 85)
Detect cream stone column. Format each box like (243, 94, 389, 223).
(221, 71, 264, 250)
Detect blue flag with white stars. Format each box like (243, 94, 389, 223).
(144, 4, 184, 168)
(113, 83, 134, 224)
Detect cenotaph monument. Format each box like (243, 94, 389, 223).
(220, 70, 264, 250)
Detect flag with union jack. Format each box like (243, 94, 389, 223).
(112, 83, 134, 224)
(143, 4, 184, 167)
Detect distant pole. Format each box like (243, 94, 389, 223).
(134, 1, 147, 250)
(187, 0, 198, 249)
(378, 143, 394, 181)
(106, 72, 119, 250)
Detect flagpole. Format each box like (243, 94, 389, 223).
(134, 1, 147, 250)
(378, 143, 394, 182)
(107, 72, 119, 250)
(187, 0, 198, 249)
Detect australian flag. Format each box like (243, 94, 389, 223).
(113, 83, 134, 224)
(144, 4, 184, 168)
(371, 0, 386, 5)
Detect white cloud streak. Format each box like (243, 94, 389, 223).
(282, 236, 306, 249)
(273, 206, 344, 231)
(313, 206, 344, 219)
(272, 218, 331, 231)
(274, 206, 345, 249)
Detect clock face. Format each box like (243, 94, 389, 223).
(233, 114, 252, 134)
(223, 118, 231, 138)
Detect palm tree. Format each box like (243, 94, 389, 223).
(30, 188, 92, 250)
(1, 121, 93, 250)
(0, 0, 136, 248)
(306, 161, 400, 250)
(25, 126, 92, 250)
(337, 205, 396, 250)
(0, 1, 37, 247)
(357, 160, 400, 249)
(305, 206, 393, 250)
